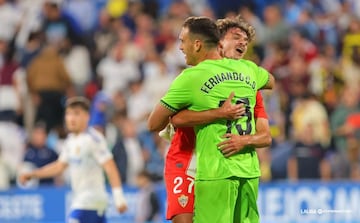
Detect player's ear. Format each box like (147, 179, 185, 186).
(218, 41, 224, 56)
(218, 41, 223, 50)
(194, 39, 202, 52)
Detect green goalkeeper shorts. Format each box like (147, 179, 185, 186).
(194, 177, 259, 223)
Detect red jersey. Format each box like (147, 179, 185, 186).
(164, 127, 196, 219)
(164, 127, 195, 175)
(254, 91, 268, 119)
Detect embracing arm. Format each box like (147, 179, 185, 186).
(171, 92, 244, 127)
(147, 103, 176, 132)
(252, 117, 272, 147)
(217, 92, 271, 157)
(217, 117, 271, 157)
(261, 73, 275, 90)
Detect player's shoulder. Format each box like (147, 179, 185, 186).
(63, 133, 75, 144)
(180, 66, 205, 76)
(173, 66, 204, 83)
(84, 127, 105, 143)
(236, 58, 258, 68)
(232, 59, 264, 75)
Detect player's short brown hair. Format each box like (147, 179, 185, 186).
(182, 16, 220, 48)
(65, 96, 90, 112)
(216, 15, 256, 43)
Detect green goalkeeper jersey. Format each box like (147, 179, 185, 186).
(161, 58, 270, 180)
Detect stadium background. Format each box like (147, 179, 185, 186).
(0, 0, 360, 222)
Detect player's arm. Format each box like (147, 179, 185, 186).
(254, 118, 271, 149)
(103, 158, 128, 213)
(19, 160, 68, 184)
(171, 92, 245, 127)
(251, 60, 275, 90)
(252, 91, 271, 149)
(217, 119, 271, 157)
(148, 103, 176, 132)
(148, 70, 192, 131)
(217, 92, 271, 157)
(260, 73, 275, 90)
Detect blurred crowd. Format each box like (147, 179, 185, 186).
(0, 0, 359, 193)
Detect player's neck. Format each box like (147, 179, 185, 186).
(203, 49, 222, 61)
(196, 49, 222, 64)
(71, 126, 88, 135)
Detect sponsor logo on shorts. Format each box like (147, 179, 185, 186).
(178, 194, 188, 208)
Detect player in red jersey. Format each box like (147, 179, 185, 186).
(158, 16, 272, 223)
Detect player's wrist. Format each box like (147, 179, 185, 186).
(30, 171, 37, 179)
(112, 187, 127, 207)
(214, 107, 226, 119)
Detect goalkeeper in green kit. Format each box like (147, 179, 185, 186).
(148, 16, 274, 223)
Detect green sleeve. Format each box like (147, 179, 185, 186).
(160, 70, 192, 112)
(243, 60, 269, 90)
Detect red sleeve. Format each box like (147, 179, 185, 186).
(254, 91, 268, 119)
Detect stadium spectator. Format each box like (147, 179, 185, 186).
(96, 41, 140, 97)
(287, 125, 331, 181)
(330, 87, 360, 179)
(23, 122, 58, 186)
(331, 87, 360, 155)
(0, 119, 25, 183)
(41, 0, 83, 47)
(291, 94, 331, 147)
(126, 79, 153, 132)
(0, 0, 22, 42)
(0, 144, 12, 190)
(120, 118, 145, 186)
(0, 38, 20, 122)
(262, 5, 290, 46)
(26, 45, 73, 133)
(135, 170, 161, 223)
(60, 37, 92, 95)
(88, 90, 112, 133)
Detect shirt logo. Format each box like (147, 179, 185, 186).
(178, 194, 188, 208)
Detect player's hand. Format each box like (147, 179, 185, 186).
(18, 173, 33, 185)
(116, 203, 128, 213)
(113, 187, 128, 213)
(218, 92, 245, 120)
(217, 133, 250, 157)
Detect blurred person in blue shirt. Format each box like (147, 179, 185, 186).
(23, 122, 58, 185)
(88, 90, 112, 134)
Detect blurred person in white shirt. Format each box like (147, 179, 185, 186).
(127, 79, 153, 132)
(19, 96, 127, 223)
(0, 144, 12, 190)
(0, 0, 22, 42)
(60, 37, 91, 95)
(120, 118, 144, 186)
(0, 120, 25, 181)
(96, 42, 140, 98)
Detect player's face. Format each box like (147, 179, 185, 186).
(179, 27, 197, 66)
(219, 27, 249, 60)
(65, 107, 89, 133)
